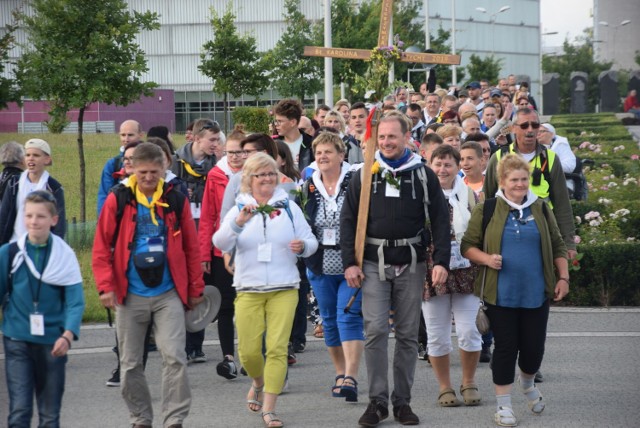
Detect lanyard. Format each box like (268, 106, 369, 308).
(28, 239, 51, 313)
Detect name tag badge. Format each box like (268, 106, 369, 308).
(257, 243, 272, 262)
(148, 237, 164, 253)
(323, 228, 337, 246)
(190, 203, 201, 219)
(449, 241, 471, 270)
(30, 313, 45, 336)
(385, 181, 400, 198)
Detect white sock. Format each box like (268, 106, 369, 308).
(496, 394, 512, 411)
(520, 374, 535, 391)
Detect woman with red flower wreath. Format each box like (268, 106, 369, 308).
(214, 153, 317, 428)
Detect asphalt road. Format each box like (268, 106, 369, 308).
(1, 306, 639, 427)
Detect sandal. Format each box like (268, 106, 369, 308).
(314, 324, 324, 338)
(340, 376, 358, 402)
(262, 411, 284, 428)
(332, 374, 345, 397)
(494, 406, 517, 427)
(246, 384, 264, 413)
(437, 388, 461, 407)
(460, 383, 482, 406)
(522, 384, 545, 414)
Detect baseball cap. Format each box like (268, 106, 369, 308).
(25, 138, 52, 157)
(490, 89, 502, 98)
(458, 89, 469, 97)
(466, 81, 481, 89)
(541, 123, 556, 136)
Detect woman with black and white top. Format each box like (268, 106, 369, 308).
(299, 132, 364, 403)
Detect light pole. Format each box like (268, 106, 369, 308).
(598, 20, 631, 67)
(475, 5, 510, 54)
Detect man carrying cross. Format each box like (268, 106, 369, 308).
(341, 114, 451, 426)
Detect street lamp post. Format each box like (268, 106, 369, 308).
(598, 20, 631, 67)
(476, 5, 510, 54)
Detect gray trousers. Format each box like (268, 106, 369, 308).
(361, 260, 426, 407)
(117, 289, 191, 427)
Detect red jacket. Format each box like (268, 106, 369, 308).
(198, 165, 230, 261)
(624, 95, 639, 112)
(92, 186, 204, 306)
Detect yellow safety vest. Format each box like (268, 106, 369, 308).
(496, 145, 556, 207)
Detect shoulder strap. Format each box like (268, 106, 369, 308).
(112, 185, 135, 248)
(416, 166, 431, 225)
(6, 241, 19, 296)
(468, 187, 477, 209)
(482, 198, 497, 234)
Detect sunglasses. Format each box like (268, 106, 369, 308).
(516, 121, 540, 130)
(27, 190, 56, 203)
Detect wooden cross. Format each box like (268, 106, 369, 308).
(304, 0, 461, 271)
(303, 0, 462, 67)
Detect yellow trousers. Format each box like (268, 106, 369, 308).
(234, 289, 298, 394)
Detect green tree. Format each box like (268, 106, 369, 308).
(265, 0, 322, 101)
(542, 28, 612, 113)
(15, 0, 159, 222)
(465, 53, 502, 84)
(317, 0, 430, 100)
(200, 4, 269, 132)
(0, 20, 19, 110)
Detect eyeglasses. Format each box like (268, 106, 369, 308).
(243, 148, 261, 156)
(274, 119, 289, 125)
(482, 148, 491, 153)
(251, 172, 277, 179)
(224, 150, 244, 157)
(123, 156, 134, 162)
(27, 190, 56, 203)
(516, 121, 540, 130)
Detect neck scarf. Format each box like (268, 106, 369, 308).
(380, 148, 412, 169)
(312, 162, 350, 212)
(495, 188, 538, 219)
(126, 175, 168, 226)
(12, 233, 82, 286)
(448, 175, 472, 243)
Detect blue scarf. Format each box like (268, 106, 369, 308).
(380, 148, 412, 169)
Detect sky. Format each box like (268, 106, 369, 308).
(540, 0, 593, 48)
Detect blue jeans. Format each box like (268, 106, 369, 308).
(4, 336, 67, 428)
(307, 270, 364, 347)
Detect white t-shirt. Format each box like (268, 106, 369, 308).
(285, 135, 303, 167)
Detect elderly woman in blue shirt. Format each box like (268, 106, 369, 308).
(462, 154, 568, 427)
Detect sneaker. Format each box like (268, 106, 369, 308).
(216, 357, 238, 380)
(293, 342, 305, 353)
(106, 368, 120, 387)
(358, 400, 388, 427)
(534, 370, 544, 383)
(393, 404, 419, 426)
(287, 343, 296, 366)
(417, 343, 427, 360)
(480, 347, 492, 363)
(191, 349, 207, 363)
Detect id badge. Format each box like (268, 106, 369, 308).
(385, 182, 400, 198)
(257, 243, 272, 262)
(30, 313, 45, 336)
(449, 241, 471, 270)
(323, 228, 337, 246)
(148, 237, 164, 253)
(190, 202, 201, 219)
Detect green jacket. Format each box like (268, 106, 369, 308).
(460, 198, 567, 305)
(483, 143, 576, 251)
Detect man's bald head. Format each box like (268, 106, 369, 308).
(119, 120, 144, 146)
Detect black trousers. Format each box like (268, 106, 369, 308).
(486, 299, 549, 386)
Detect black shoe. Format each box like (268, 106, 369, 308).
(287, 343, 296, 365)
(393, 404, 419, 426)
(106, 367, 120, 387)
(358, 400, 388, 427)
(480, 347, 492, 363)
(534, 370, 544, 383)
(216, 357, 238, 380)
(417, 343, 427, 360)
(293, 342, 305, 353)
(191, 350, 206, 363)
(240, 366, 248, 376)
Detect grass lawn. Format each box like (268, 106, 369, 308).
(1, 132, 187, 322)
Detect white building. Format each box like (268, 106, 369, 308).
(2, 0, 544, 129)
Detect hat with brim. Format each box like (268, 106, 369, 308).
(185, 285, 221, 333)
